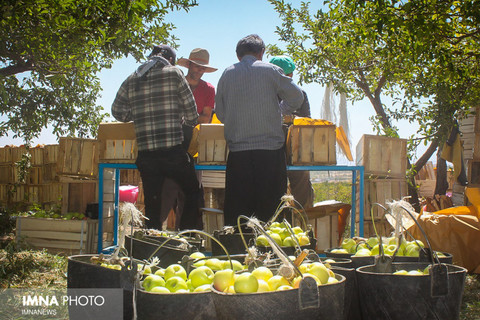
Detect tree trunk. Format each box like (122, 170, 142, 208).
(435, 148, 449, 195)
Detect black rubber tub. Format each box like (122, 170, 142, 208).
(330, 266, 361, 320)
(351, 251, 453, 270)
(125, 234, 192, 267)
(67, 254, 137, 320)
(136, 289, 216, 320)
(212, 274, 346, 320)
(356, 262, 467, 320)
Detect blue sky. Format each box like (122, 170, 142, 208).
(0, 0, 427, 163)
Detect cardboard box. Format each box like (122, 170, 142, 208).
(356, 134, 407, 178)
(197, 124, 228, 164)
(16, 216, 98, 254)
(98, 122, 137, 163)
(287, 125, 336, 165)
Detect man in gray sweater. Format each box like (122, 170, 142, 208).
(215, 34, 304, 226)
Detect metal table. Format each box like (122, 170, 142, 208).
(97, 163, 364, 253)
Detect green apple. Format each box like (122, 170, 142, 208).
(267, 275, 290, 291)
(257, 280, 271, 292)
(205, 258, 223, 271)
(423, 266, 430, 275)
(165, 276, 189, 292)
(366, 237, 379, 248)
(327, 277, 339, 284)
(279, 228, 290, 241)
(164, 264, 187, 281)
(307, 262, 330, 284)
(234, 273, 259, 293)
(224, 285, 235, 293)
(277, 285, 293, 291)
(190, 252, 206, 267)
(270, 222, 282, 229)
(269, 226, 282, 234)
(188, 266, 214, 288)
(142, 274, 166, 291)
(292, 226, 304, 234)
(353, 248, 372, 257)
(384, 244, 397, 256)
(282, 236, 296, 247)
(298, 235, 310, 246)
(330, 248, 349, 254)
(186, 279, 195, 292)
(405, 244, 420, 257)
(298, 263, 309, 274)
(393, 270, 408, 275)
(150, 286, 170, 293)
(213, 269, 235, 292)
(176, 289, 189, 293)
(407, 270, 424, 276)
(293, 273, 321, 288)
(193, 284, 212, 292)
(341, 238, 357, 253)
(269, 232, 283, 246)
(154, 268, 165, 277)
(370, 244, 380, 256)
(256, 235, 270, 246)
(251, 266, 274, 282)
(222, 259, 243, 271)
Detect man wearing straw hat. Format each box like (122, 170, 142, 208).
(159, 48, 218, 230)
(178, 48, 218, 124)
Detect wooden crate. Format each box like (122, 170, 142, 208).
(197, 124, 228, 165)
(358, 219, 393, 238)
(416, 179, 436, 198)
(98, 122, 137, 163)
(16, 216, 98, 254)
(57, 137, 99, 178)
(202, 171, 226, 189)
(0, 146, 12, 164)
(468, 160, 480, 186)
(61, 181, 98, 215)
(287, 125, 336, 165)
(356, 134, 407, 178)
(0, 165, 12, 184)
(43, 144, 59, 164)
(358, 178, 409, 221)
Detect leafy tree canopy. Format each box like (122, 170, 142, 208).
(268, 0, 480, 155)
(0, 0, 197, 143)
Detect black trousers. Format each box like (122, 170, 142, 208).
(136, 145, 202, 230)
(223, 148, 288, 227)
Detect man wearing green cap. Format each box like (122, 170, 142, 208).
(270, 55, 314, 209)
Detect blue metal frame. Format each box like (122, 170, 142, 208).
(97, 163, 364, 253)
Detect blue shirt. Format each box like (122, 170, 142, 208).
(215, 55, 304, 152)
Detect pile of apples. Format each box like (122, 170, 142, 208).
(331, 236, 447, 258)
(392, 267, 430, 276)
(140, 252, 338, 294)
(255, 221, 310, 248)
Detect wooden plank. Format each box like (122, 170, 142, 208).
(20, 230, 88, 242)
(359, 178, 408, 221)
(24, 238, 85, 250)
(16, 216, 88, 232)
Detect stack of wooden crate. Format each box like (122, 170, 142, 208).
(356, 134, 409, 237)
(456, 108, 480, 205)
(415, 161, 437, 198)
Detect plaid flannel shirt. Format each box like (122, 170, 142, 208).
(112, 57, 198, 151)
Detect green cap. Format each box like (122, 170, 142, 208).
(269, 56, 296, 75)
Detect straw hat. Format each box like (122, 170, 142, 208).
(177, 48, 217, 73)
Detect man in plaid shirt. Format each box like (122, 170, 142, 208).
(112, 45, 202, 230)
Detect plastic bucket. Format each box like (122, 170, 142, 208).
(125, 235, 192, 268)
(212, 274, 346, 320)
(119, 185, 139, 203)
(356, 262, 467, 320)
(330, 266, 362, 320)
(67, 254, 136, 320)
(136, 289, 216, 320)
